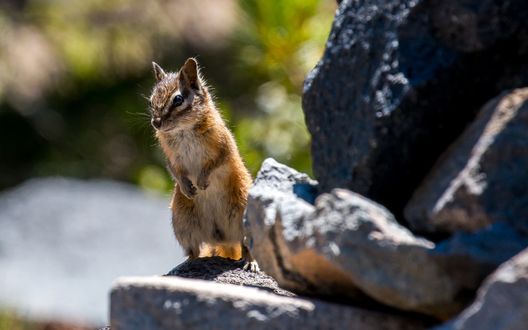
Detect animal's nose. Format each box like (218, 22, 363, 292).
(151, 117, 162, 129)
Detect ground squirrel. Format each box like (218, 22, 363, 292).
(149, 58, 259, 272)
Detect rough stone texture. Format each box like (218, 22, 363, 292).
(244, 158, 318, 291)
(303, 0, 528, 217)
(0, 177, 183, 325)
(247, 160, 462, 318)
(405, 89, 528, 234)
(277, 189, 464, 319)
(246, 160, 528, 319)
(435, 248, 528, 330)
(111, 276, 425, 330)
(431, 222, 528, 292)
(166, 256, 294, 297)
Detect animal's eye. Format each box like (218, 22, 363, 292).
(172, 95, 184, 107)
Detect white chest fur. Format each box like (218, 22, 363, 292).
(170, 130, 207, 181)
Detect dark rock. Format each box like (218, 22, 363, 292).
(166, 256, 294, 297)
(435, 248, 528, 330)
(110, 276, 426, 330)
(303, 0, 528, 217)
(431, 222, 528, 291)
(405, 89, 528, 234)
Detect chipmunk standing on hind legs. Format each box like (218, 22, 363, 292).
(149, 58, 259, 272)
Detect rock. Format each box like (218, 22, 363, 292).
(246, 159, 528, 319)
(244, 158, 318, 291)
(246, 160, 466, 318)
(110, 276, 426, 330)
(302, 0, 528, 217)
(431, 222, 528, 291)
(405, 89, 528, 234)
(277, 189, 464, 319)
(435, 248, 528, 330)
(0, 177, 183, 325)
(166, 256, 295, 297)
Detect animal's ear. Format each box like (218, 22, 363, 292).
(180, 58, 200, 90)
(152, 62, 167, 82)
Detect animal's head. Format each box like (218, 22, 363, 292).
(149, 58, 210, 132)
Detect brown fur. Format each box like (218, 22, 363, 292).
(149, 58, 258, 270)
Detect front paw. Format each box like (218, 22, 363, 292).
(196, 173, 209, 190)
(179, 177, 197, 199)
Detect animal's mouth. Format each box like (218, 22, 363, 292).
(158, 124, 181, 134)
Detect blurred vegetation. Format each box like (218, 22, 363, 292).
(0, 311, 32, 330)
(0, 310, 92, 330)
(0, 0, 334, 193)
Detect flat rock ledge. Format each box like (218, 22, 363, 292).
(110, 276, 426, 330)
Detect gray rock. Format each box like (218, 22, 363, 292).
(435, 248, 528, 330)
(0, 177, 183, 325)
(405, 89, 528, 234)
(303, 0, 528, 217)
(246, 160, 463, 318)
(166, 256, 295, 297)
(431, 222, 528, 291)
(244, 158, 318, 291)
(110, 276, 426, 330)
(276, 189, 463, 319)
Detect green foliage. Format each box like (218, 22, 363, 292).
(233, 0, 333, 176)
(0, 311, 34, 330)
(0, 0, 334, 191)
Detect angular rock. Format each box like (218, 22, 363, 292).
(277, 189, 463, 319)
(431, 222, 528, 291)
(303, 0, 528, 217)
(110, 276, 425, 330)
(246, 160, 460, 318)
(244, 158, 318, 291)
(435, 248, 528, 330)
(246, 160, 528, 319)
(405, 89, 528, 234)
(165, 256, 294, 297)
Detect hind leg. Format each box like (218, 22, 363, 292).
(172, 189, 201, 261)
(185, 246, 199, 260)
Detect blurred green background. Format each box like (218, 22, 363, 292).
(0, 0, 335, 196)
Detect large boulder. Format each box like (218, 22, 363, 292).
(246, 160, 464, 318)
(246, 159, 528, 319)
(277, 189, 462, 319)
(110, 276, 425, 330)
(303, 0, 528, 217)
(435, 248, 528, 330)
(405, 89, 528, 234)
